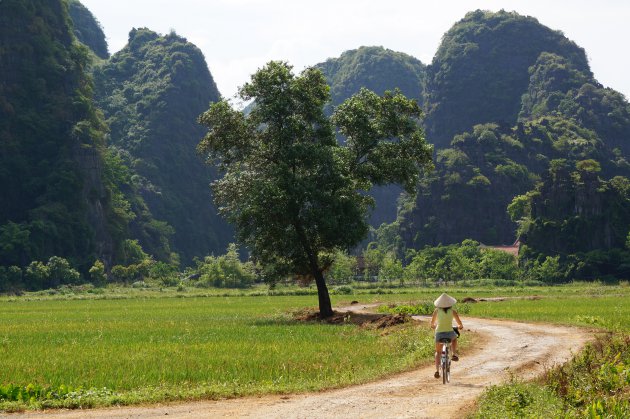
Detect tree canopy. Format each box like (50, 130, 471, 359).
(314, 46, 426, 226)
(198, 62, 432, 316)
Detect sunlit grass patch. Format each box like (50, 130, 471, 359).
(0, 295, 433, 410)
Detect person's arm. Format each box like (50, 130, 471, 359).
(453, 310, 464, 330)
(430, 309, 438, 329)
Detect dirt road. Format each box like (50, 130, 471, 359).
(10, 307, 592, 419)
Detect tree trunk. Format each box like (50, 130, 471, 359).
(313, 268, 334, 318)
(293, 220, 334, 318)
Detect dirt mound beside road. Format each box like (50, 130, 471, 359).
(293, 309, 409, 328)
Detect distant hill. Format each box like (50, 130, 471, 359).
(67, 0, 109, 59)
(316, 46, 425, 107)
(423, 10, 591, 149)
(93, 28, 233, 264)
(316, 46, 426, 226)
(396, 10, 630, 263)
(4, 2, 628, 284)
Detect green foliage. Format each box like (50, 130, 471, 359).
(0, 0, 120, 275)
(507, 194, 531, 223)
(544, 334, 630, 417)
(395, 9, 630, 260)
(380, 254, 404, 284)
(316, 46, 425, 108)
(67, 0, 109, 59)
(24, 261, 50, 291)
(193, 244, 255, 288)
(404, 240, 522, 282)
(379, 301, 434, 316)
(398, 110, 628, 255)
(0, 266, 23, 292)
(117, 239, 149, 266)
(516, 163, 630, 280)
(328, 250, 357, 284)
(380, 300, 471, 316)
(425, 10, 591, 148)
(198, 61, 432, 315)
(473, 380, 565, 418)
(315, 47, 427, 226)
(94, 27, 231, 264)
(109, 259, 152, 283)
(402, 240, 519, 283)
(88, 260, 106, 286)
(21, 257, 80, 290)
(520, 52, 591, 119)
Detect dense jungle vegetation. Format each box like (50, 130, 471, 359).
(93, 27, 233, 265)
(1, 2, 629, 293)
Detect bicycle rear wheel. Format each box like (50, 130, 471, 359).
(441, 345, 450, 384)
(445, 358, 451, 383)
(441, 348, 448, 384)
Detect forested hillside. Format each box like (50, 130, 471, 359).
(511, 160, 630, 279)
(67, 0, 109, 59)
(423, 10, 591, 148)
(316, 46, 427, 226)
(2, 2, 629, 289)
(394, 10, 630, 279)
(316, 46, 425, 107)
(0, 0, 124, 273)
(93, 28, 232, 264)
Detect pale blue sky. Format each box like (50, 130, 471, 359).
(80, 0, 630, 101)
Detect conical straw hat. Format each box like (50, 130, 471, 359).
(434, 293, 457, 308)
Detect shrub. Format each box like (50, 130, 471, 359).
(46, 256, 80, 287)
(195, 244, 255, 288)
(88, 260, 106, 286)
(0, 266, 22, 292)
(545, 333, 630, 415)
(333, 285, 354, 295)
(24, 261, 49, 290)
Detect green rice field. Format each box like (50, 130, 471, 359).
(0, 293, 434, 410)
(0, 282, 628, 410)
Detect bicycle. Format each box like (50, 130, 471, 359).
(438, 337, 452, 384)
(438, 327, 460, 384)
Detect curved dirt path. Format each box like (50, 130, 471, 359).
(10, 305, 592, 419)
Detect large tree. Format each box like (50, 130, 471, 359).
(198, 62, 432, 317)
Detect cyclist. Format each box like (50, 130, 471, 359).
(430, 293, 464, 379)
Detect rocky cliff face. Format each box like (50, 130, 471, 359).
(0, 0, 114, 269)
(94, 28, 233, 263)
(524, 165, 625, 254)
(394, 10, 630, 255)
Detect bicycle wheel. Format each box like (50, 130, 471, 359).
(445, 357, 451, 383)
(441, 347, 448, 384)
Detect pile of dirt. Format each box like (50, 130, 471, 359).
(293, 310, 408, 328)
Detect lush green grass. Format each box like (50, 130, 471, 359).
(465, 295, 630, 331)
(1, 282, 628, 412)
(6, 280, 627, 302)
(0, 294, 434, 410)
